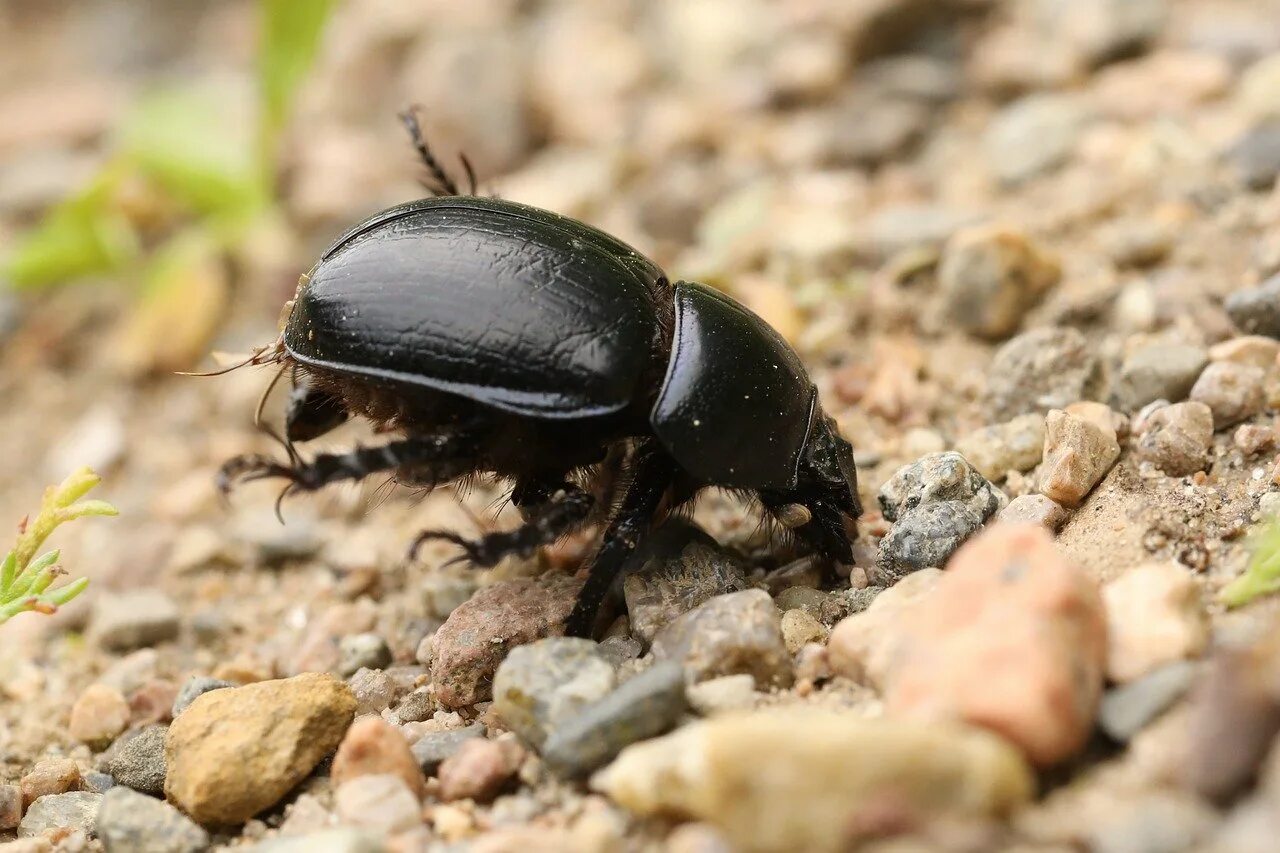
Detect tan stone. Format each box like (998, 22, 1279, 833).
(1103, 562, 1208, 683)
(331, 715, 427, 801)
(68, 684, 130, 748)
(1039, 408, 1120, 507)
(827, 569, 944, 687)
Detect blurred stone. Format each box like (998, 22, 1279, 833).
(437, 738, 524, 803)
(1239, 54, 1280, 122)
(491, 638, 616, 748)
(999, 494, 1069, 531)
(21, 759, 80, 808)
(622, 523, 747, 644)
(590, 712, 1033, 853)
(986, 327, 1102, 420)
(348, 668, 405, 716)
(1098, 660, 1197, 742)
(686, 674, 761, 716)
(938, 225, 1061, 339)
(954, 414, 1046, 480)
(0, 784, 19, 830)
(1039, 408, 1121, 507)
(17, 792, 100, 840)
(828, 569, 944, 687)
(1229, 122, 1280, 190)
(780, 609, 829, 654)
(90, 591, 180, 651)
(1235, 424, 1276, 456)
(172, 678, 235, 719)
(432, 575, 582, 709)
(338, 634, 392, 678)
(1111, 344, 1207, 411)
(107, 724, 168, 796)
(1226, 273, 1280, 338)
(393, 688, 435, 724)
(1103, 562, 1208, 683)
(70, 685, 130, 748)
(1210, 335, 1280, 368)
(884, 525, 1107, 767)
(1103, 218, 1174, 268)
(332, 716, 425, 801)
(333, 775, 421, 833)
(986, 94, 1086, 184)
(128, 679, 178, 727)
(1134, 401, 1214, 475)
(246, 829, 382, 852)
(1034, 0, 1169, 64)
(651, 589, 792, 688)
(97, 786, 209, 853)
(1190, 362, 1265, 428)
(410, 723, 486, 776)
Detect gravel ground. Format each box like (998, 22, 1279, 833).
(5, 0, 1280, 851)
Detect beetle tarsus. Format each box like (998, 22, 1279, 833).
(399, 105, 467, 197)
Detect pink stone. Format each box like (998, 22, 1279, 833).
(437, 738, 524, 803)
(331, 716, 427, 801)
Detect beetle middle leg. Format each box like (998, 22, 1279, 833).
(409, 478, 595, 567)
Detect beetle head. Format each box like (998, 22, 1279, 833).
(799, 412, 862, 519)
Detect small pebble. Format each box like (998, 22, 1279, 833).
(332, 716, 426, 801)
(1110, 344, 1207, 412)
(986, 327, 1102, 420)
(1039, 408, 1120, 507)
(1190, 361, 1265, 428)
(1234, 423, 1275, 456)
(1225, 273, 1280, 339)
(334, 775, 422, 833)
(97, 786, 209, 853)
(393, 688, 436, 724)
(998, 494, 1069, 531)
(542, 662, 687, 778)
(128, 680, 178, 727)
(348, 668, 404, 716)
(437, 738, 524, 803)
(1209, 335, 1280, 368)
(985, 93, 1086, 184)
(780, 610, 828, 654)
(1103, 563, 1208, 683)
(651, 589, 792, 688)
(686, 675, 760, 716)
(338, 634, 393, 678)
(491, 638, 616, 748)
(937, 224, 1061, 339)
(410, 723, 486, 776)
(69, 685, 130, 749)
(0, 784, 20, 830)
(245, 829, 383, 852)
(878, 501, 986, 579)
(171, 677, 235, 719)
(80, 772, 114, 794)
(21, 759, 80, 808)
(17, 792, 101, 840)
(1134, 401, 1214, 475)
(89, 591, 181, 651)
(1229, 121, 1280, 190)
(953, 414, 1046, 480)
(1098, 660, 1197, 742)
(107, 724, 168, 796)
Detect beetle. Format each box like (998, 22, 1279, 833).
(218, 110, 862, 637)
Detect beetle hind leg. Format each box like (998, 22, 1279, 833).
(398, 106, 476, 197)
(408, 480, 594, 567)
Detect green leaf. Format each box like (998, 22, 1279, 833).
(1222, 519, 1280, 607)
(259, 0, 336, 155)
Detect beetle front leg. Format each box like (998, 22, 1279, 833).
(564, 443, 677, 638)
(409, 480, 594, 567)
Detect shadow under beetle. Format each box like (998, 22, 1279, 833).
(218, 110, 863, 637)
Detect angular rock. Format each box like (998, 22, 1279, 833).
(491, 638, 616, 748)
(1103, 562, 1208, 683)
(999, 493, 1069, 531)
(69, 684, 131, 749)
(17, 792, 101, 840)
(954, 414, 1046, 480)
(333, 775, 421, 833)
(107, 725, 168, 796)
(542, 662, 687, 778)
(431, 574, 582, 709)
(89, 591, 181, 651)
(1189, 361, 1265, 428)
(1236, 423, 1276, 456)
(986, 327, 1102, 420)
(780, 610, 828, 654)
(1098, 660, 1197, 742)
(1039, 408, 1121, 507)
(165, 673, 357, 825)
(621, 522, 748, 643)
(884, 524, 1107, 767)
(97, 786, 209, 853)
(21, 759, 79, 808)
(331, 716, 426, 801)
(348, 668, 403, 716)
(410, 724, 486, 776)
(1133, 401, 1214, 475)
(393, 688, 435, 724)
(0, 784, 19, 830)
(591, 712, 1033, 853)
(171, 678, 235, 719)
(938, 225, 1061, 339)
(1226, 274, 1280, 339)
(878, 451, 1006, 523)
(437, 738, 524, 803)
(828, 569, 944, 687)
(1111, 344, 1207, 412)
(877, 501, 987, 579)
(651, 590, 792, 688)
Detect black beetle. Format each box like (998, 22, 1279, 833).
(218, 112, 862, 637)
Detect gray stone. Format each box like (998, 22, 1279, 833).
(598, 635, 644, 667)
(985, 327, 1103, 420)
(338, 634, 392, 678)
(844, 587, 885, 615)
(877, 452, 1006, 524)
(81, 771, 116, 794)
(1111, 344, 1208, 411)
(172, 677, 235, 718)
(247, 828, 385, 852)
(938, 225, 1061, 339)
(622, 521, 748, 644)
(393, 688, 436, 724)
(492, 638, 616, 747)
(542, 662, 687, 778)
(953, 414, 1047, 480)
(1134, 401, 1215, 476)
(1099, 660, 1198, 742)
(877, 501, 986, 579)
(1226, 273, 1280, 339)
(18, 791, 101, 839)
(89, 591, 180, 651)
(348, 667, 404, 715)
(410, 723, 487, 775)
(651, 589, 792, 688)
(1230, 122, 1280, 191)
(985, 94, 1086, 184)
(97, 786, 209, 853)
(107, 725, 168, 796)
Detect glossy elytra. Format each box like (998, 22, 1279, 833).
(217, 110, 862, 637)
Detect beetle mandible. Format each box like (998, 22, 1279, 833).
(218, 110, 862, 637)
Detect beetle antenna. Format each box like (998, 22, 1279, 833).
(177, 338, 284, 377)
(398, 106, 459, 196)
(459, 152, 478, 196)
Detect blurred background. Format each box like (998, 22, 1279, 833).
(4, 0, 1280, 822)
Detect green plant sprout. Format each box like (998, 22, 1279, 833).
(0, 467, 117, 624)
(1221, 517, 1280, 608)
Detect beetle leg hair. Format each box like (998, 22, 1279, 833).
(407, 480, 594, 567)
(564, 442, 677, 638)
(217, 434, 478, 495)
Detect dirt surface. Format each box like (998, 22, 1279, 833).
(5, 0, 1280, 851)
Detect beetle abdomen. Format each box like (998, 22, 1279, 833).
(651, 281, 816, 489)
(285, 197, 667, 419)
